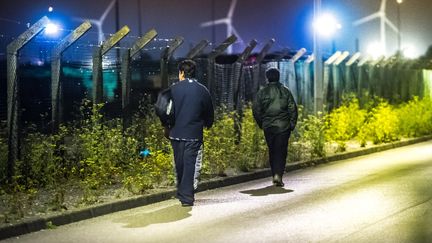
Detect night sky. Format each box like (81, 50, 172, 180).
(0, 0, 431, 57)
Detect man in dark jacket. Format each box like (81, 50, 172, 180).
(169, 59, 214, 206)
(252, 68, 298, 187)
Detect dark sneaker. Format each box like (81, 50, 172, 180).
(181, 202, 193, 207)
(273, 174, 284, 187)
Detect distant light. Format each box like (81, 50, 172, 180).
(396, 0, 403, 4)
(402, 45, 419, 59)
(45, 23, 59, 35)
(313, 13, 342, 38)
(36, 60, 44, 66)
(367, 42, 385, 59)
(48, 6, 54, 12)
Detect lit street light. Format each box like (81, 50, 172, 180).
(45, 22, 59, 36)
(313, 5, 341, 113)
(313, 13, 342, 38)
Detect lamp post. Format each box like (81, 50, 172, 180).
(313, 5, 341, 113)
(313, 0, 323, 114)
(396, 0, 403, 55)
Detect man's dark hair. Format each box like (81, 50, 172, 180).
(266, 68, 280, 82)
(178, 59, 197, 79)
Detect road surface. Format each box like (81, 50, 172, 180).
(3, 141, 432, 243)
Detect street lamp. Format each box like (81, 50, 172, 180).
(396, 0, 403, 55)
(312, 7, 341, 113)
(313, 0, 323, 114)
(313, 13, 342, 38)
(45, 22, 59, 36)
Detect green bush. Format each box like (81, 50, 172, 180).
(0, 136, 7, 184)
(325, 98, 366, 151)
(288, 106, 307, 162)
(122, 149, 172, 194)
(296, 113, 327, 159)
(77, 104, 121, 191)
(3, 95, 432, 212)
(358, 100, 400, 144)
(203, 109, 236, 175)
(236, 106, 267, 172)
(397, 97, 432, 137)
(19, 133, 59, 188)
(124, 112, 174, 191)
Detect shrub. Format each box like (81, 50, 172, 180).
(203, 109, 236, 175)
(296, 113, 327, 159)
(358, 100, 399, 144)
(325, 98, 366, 151)
(135, 113, 174, 186)
(0, 135, 7, 184)
(397, 97, 432, 137)
(236, 106, 267, 172)
(19, 130, 63, 189)
(77, 104, 121, 191)
(122, 148, 172, 194)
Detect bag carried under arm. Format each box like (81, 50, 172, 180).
(154, 88, 175, 128)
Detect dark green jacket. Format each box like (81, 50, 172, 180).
(252, 82, 298, 133)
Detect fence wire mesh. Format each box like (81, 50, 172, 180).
(1, 24, 432, 128)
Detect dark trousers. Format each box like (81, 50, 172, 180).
(264, 129, 291, 177)
(171, 140, 203, 204)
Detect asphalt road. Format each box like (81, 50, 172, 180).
(3, 141, 432, 243)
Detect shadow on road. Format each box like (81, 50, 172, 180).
(194, 197, 246, 205)
(114, 205, 192, 228)
(240, 186, 294, 197)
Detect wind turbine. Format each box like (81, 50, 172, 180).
(73, 0, 116, 44)
(200, 0, 244, 54)
(353, 0, 399, 55)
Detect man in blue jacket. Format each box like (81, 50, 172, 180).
(252, 68, 298, 187)
(169, 59, 214, 206)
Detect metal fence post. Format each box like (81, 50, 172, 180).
(254, 39, 275, 93)
(323, 52, 341, 110)
(331, 51, 349, 108)
(357, 55, 370, 102)
(160, 36, 184, 89)
(92, 26, 130, 104)
(234, 39, 257, 111)
(303, 54, 315, 113)
(287, 48, 306, 103)
(345, 52, 361, 95)
(51, 21, 91, 132)
(186, 40, 209, 59)
(6, 16, 49, 181)
(233, 39, 257, 143)
(121, 29, 157, 129)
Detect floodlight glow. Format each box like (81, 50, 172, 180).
(402, 45, 419, 59)
(45, 23, 59, 35)
(313, 13, 341, 38)
(367, 42, 385, 59)
(48, 6, 53, 12)
(396, 0, 403, 4)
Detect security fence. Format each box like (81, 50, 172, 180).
(1, 16, 432, 181)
